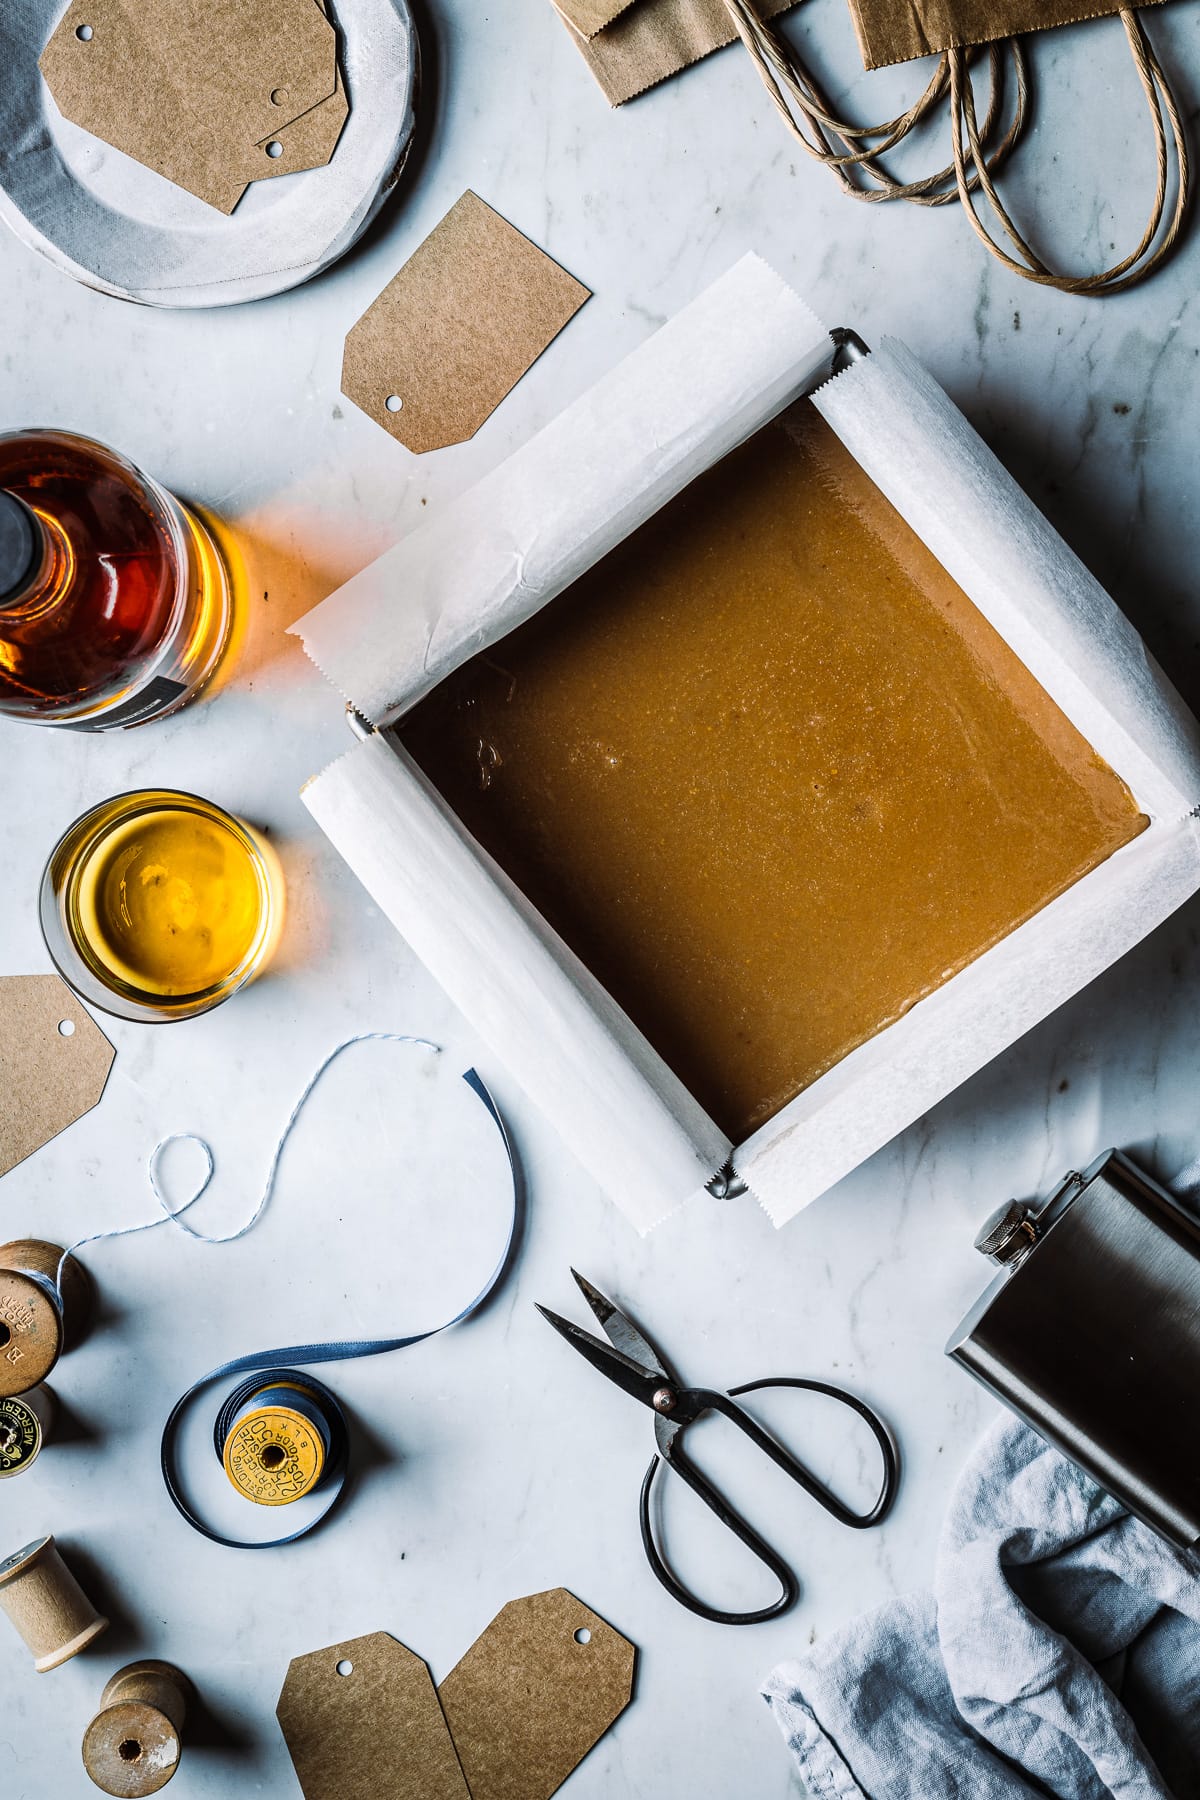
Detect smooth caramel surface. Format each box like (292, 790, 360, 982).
(403, 407, 1147, 1142)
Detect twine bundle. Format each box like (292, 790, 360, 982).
(718, 0, 1190, 294)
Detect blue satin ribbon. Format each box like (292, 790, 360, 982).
(160, 1068, 519, 1549)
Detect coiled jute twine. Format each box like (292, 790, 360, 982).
(719, 1, 1190, 295)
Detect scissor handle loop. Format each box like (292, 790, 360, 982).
(638, 1442, 797, 1626)
(725, 1376, 900, 1529)
(638, 1379, 899, 1625)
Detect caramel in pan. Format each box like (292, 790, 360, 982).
(403, 406, 1147, 1142)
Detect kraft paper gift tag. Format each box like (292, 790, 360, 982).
(341, 192, 591, 453)
(555, 0, 800, 106)
(232, 0, 348, 191)
(232, 77, 349, 192)
(40, 0, 346, 213)
(437, 1590, 635, 1800)
(277, 1633, 471, 1800)
(846, 0, 1171, 69)
(0, 977, 115, 1179)
(277, 1593, 634, 1800)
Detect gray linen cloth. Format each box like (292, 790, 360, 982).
(762, 1416, 1200, 1798)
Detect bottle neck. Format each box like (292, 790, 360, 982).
(0, 491, 67, 619)
(0, 488, 47, 608)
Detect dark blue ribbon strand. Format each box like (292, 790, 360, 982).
(160, 1068, 519, 1549)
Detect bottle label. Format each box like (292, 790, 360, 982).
(62, 675, 188, 732)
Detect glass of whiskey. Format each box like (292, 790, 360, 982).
(40, 790, 286, 1022)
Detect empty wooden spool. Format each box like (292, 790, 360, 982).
(83, 1661, 192, 1797)
(0, 1239, 92, 1397)
(0, 1534, 108, 1670)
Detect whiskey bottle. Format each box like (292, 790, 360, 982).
(0, 429, 233, 729)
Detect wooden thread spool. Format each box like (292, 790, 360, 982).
(0, 1534, 108, 1670)
(221, 1379, 331, 1506)
(0, 1382, 57, 1478)
(82, 1661, 192, 1797)
(0, 1239, 92, 1397)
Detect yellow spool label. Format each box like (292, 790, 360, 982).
(222, 1403, 325, 1506)
(0, 1394, 43, 1477)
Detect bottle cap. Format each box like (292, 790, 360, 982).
(0, 491, 39, 601)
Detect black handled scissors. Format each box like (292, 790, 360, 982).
(536, 1271, 900, 1626)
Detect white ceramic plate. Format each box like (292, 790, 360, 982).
(0, 0, 418, 307)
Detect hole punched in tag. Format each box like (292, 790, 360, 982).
(0, 975, 115, 1178)
(340, 192, 590, 452)
(438, 1590, 635, 1800)
(40, 0, 349, 217)
(277, 1596, 634, 1800)
(278, 1631, 473, 1800)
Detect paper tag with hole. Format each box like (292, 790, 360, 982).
(0, 977, 115, 1180)
(277, 1633, 470, 1800)
(275, 1594, 634, 1800)
(39, 0, 346, 214)
(341, 192, 591, 453)
(438, 1590, 635, 1800)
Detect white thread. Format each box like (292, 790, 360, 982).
(55, 1033, 440, 1302)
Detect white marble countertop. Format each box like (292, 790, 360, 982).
(3, 2, 1200, 1795)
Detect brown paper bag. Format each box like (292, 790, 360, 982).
(562, 0, 799, 106)
(551, 0, 637, 39)
(846, 0, 1170, 70)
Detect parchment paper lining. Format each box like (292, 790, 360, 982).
(298, 256, 1200, 1231)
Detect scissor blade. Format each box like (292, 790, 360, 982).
(535, 1304, 666, 1410)
(570, 1269, 669, 1379)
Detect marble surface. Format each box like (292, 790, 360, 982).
(3, 2, 1200, 1795)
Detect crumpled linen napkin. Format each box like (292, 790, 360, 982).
(763, 1415, 1200, 1798)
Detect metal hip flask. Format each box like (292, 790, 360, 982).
(947, 1148, 1200, 1548)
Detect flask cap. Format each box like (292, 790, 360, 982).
(975, 1200, 1040, 1267)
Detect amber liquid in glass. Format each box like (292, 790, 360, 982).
(41, 790, 286, 1023)
(0, 430, 231, 728)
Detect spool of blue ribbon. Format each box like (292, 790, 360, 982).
(160, 1067, 519, 1549)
